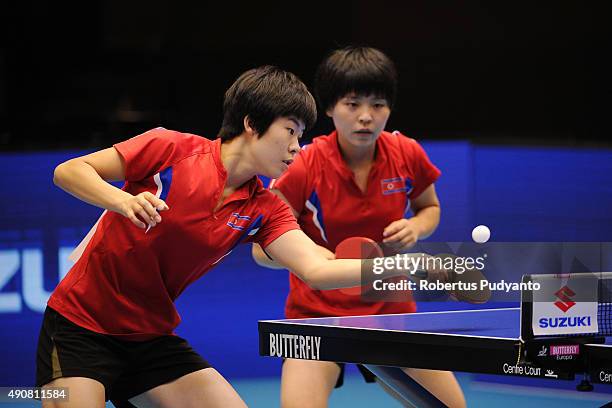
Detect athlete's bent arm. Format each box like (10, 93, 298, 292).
(252, 241, 335, 270)
(382, 184, 441, 251)
(53, 147, 168, 229)
(252, 244, 286, 269)
(408, 184, 441, 240)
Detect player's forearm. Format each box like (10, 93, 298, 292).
(299, 258, 408, 290)
(412, 205, 440, 239)
(53, 159, 131, 212)
(252, 244, 285, 269)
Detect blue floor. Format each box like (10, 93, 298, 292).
(230, 372, 611, 408)
(1, 372, 609, 407)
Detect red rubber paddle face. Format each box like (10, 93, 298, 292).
(335, 237, 384, 260)
(335, 237, 384, 296)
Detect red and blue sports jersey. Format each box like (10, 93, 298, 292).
(271, 130, 441, 318)
(49, 128, 298, 340)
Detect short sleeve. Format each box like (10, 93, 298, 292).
(404, 137, 441, 199)
(114, 128, 202, 182)
(270, 148, 310, 214)
(252, 193, 300, 249)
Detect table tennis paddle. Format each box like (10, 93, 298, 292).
(335, 237, 384, 295)
(335, 238, 490, 303)
(425, 253, 492, 304)
(335, 237, 384, 260)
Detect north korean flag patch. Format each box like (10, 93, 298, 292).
(381, 177, 413, 195)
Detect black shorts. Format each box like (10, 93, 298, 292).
(36, 307, 210, 403)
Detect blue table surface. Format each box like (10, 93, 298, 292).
(269, 308, 522, 339)
(268, 307, 612, 345)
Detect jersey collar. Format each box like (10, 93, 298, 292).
(328, 130, 389, 177)
(213, 138, 260, 201)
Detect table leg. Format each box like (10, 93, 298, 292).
(364, 365, 447, 408)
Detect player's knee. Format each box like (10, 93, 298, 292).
(281, 394, 328, 408)
(280, 375, 332, 408)
(281, 378, 331, 408)
(281, 360, 339, 408)
(447, 395, 467, 408)
(435, 384, 466, 408)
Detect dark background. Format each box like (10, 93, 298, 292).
(2, 4, 612, 402)
(2, 1, 610, 151)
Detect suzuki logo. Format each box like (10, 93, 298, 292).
(554, 286, 576, 312)
(0, 247, 72, 313)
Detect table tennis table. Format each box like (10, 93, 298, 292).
(259, 308, 612, 407)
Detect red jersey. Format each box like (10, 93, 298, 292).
(49, 128, 298, 340)
(272, 130, 441, 318)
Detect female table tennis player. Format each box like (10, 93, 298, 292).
(38, 66, 417, 408)
(253, 48, 466, 407)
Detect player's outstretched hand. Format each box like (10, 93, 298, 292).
(115, 191, 169, 229)
(423, 256, 451, 284)
(433, 253, 491, 304)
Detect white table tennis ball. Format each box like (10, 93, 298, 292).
(472, 225, 491, 243)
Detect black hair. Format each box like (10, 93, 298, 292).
(218, 66, 317, 141)
(314, 46, 398, 111)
